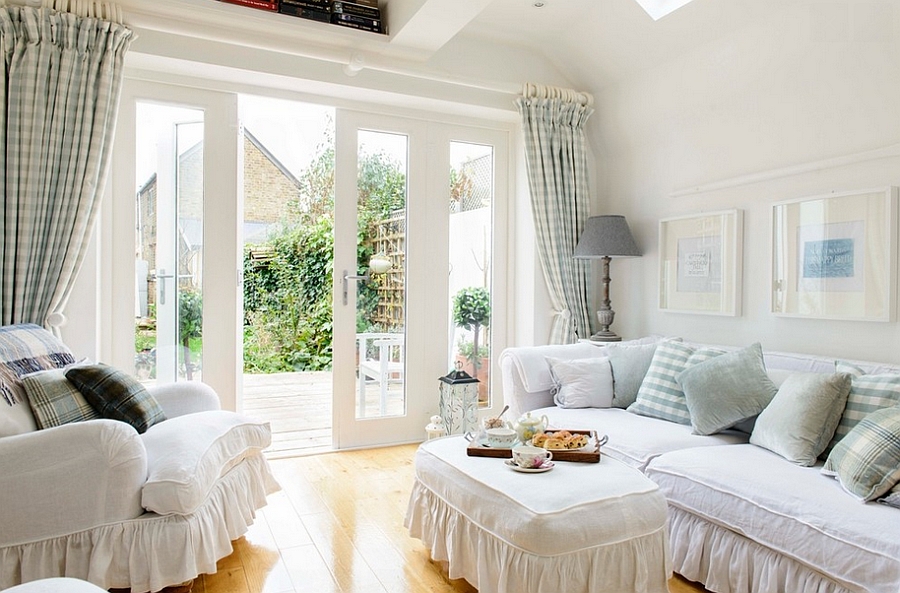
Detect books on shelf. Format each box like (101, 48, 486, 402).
(331, 11, 382, 33)
(333, 1, 380, 19)
(279, 0, 332, 22)
(280, 5, 332, 21)
(280, 0, 332, 9)
(219, 0, 278, 11)
(221, 0, 386, 34)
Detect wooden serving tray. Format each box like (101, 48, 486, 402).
(466, 429, 602, 463)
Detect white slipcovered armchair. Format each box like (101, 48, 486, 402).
(0, 324, 279, 592)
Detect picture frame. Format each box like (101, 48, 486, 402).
(771, 187, 898, 321)
(658, 209, 743, 316)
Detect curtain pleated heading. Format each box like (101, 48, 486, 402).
(0, 1, 132, 331)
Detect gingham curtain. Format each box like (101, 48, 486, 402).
(0, 4, 132, 331)
(516, 85, 594, 344)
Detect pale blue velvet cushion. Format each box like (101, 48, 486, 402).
(606, 341, 664, 409)
(750, 372, 851, 466)
(677, 343, 777, 436)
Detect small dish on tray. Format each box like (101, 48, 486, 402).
(504, 459, 555, 473)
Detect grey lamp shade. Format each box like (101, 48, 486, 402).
(574, 215, 641, 258)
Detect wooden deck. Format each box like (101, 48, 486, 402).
(242, 371, 404, 459)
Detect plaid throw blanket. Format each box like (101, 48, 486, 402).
(0, 324, 75, 407)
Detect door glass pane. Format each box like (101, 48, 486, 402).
(448, 141, 494, 407)
(134, 104, 204, 385)
(355, 130, 408, 419)
(239, 95, 336, 456)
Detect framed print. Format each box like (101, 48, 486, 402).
(771, 187, 898, 321)
(659, 209, 743, 316)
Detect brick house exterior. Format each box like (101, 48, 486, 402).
(136, 128, 302, 312)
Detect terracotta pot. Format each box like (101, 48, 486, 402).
(455, 354, 490, 403)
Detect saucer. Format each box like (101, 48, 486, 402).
(504, 459, 555, 473)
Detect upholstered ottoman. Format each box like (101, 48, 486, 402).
(1, 578, 106, 592)
(405, 436, 671, 593)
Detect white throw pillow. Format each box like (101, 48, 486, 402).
(547, 356, 614, 409)
(141, 410, 272, 515)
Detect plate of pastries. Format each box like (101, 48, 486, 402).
(531, 430, 591, 451)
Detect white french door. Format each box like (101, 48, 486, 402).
(333, 110, 509, 448)
(333, 111, 424, 448)
(109, 80, 242, 411)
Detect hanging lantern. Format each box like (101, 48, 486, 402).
(439, 364, 480, 435)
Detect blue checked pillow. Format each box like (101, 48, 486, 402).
(822, 406, 900, 501)
(627, 341, 726, 424)
(826, 362, 900, 454)
(66, 364, 165, 434)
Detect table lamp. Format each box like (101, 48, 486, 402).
(574, 215, 641, 342)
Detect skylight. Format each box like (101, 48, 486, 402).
(634, 0, 696, 20)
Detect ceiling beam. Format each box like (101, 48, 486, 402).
(387, 0, 494, 56)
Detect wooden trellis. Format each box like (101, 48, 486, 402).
(370, 212, 406, 331)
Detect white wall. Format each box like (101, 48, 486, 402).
(593, 1, 900, 363)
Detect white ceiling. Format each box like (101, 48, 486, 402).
(454, 0, 787, 90)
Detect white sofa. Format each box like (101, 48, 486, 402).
(500, 338, 900, 593)
(0, 324, 279, 592)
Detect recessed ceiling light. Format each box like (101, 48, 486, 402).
(533, 2, 545, 7)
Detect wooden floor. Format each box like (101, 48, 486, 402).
(242, 372, 404, 459)
(242, 372, 334, 457)
(193, 443, 709, 593)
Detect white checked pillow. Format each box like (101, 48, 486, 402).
(828, 362, 900, 454)
(822, 406, 900, 501)
(141, 410, 272, 515)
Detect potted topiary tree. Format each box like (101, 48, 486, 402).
(452, 286, 491, 394)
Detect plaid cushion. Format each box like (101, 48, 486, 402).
(0, 324, 75, 436)
(826, 361, 900, 454)
(823, 406, 900, 501)
(881, 484, 900, 509)
(627, 341, 725, 424)
(22, 367, 99, 428)
(66, 364, 165, 434)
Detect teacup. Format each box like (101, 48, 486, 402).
(485, 427, 517, 448)
(512, 445, 553, 469)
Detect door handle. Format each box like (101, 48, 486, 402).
(342, 269, 369, 306)
(157, 269, 175, 305)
